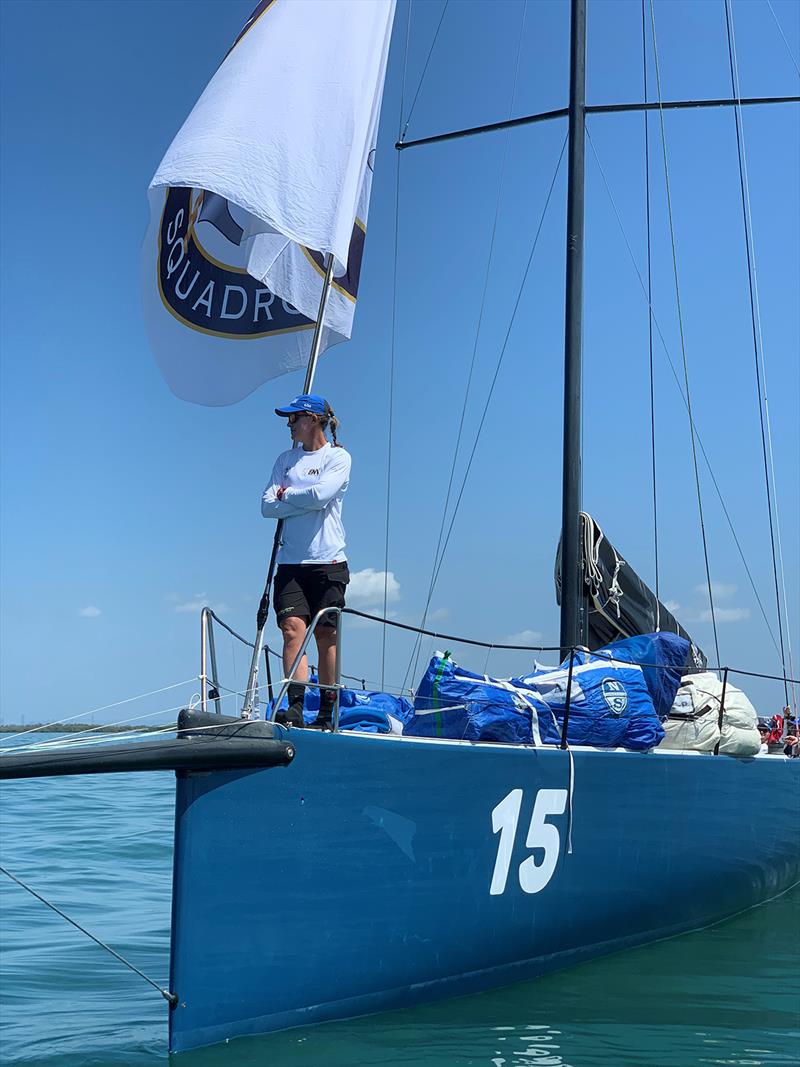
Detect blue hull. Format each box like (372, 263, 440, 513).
(168, 732, 799, 1052)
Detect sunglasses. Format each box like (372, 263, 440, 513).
(287, 411, 315, 423)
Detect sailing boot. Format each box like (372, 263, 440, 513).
(275, 683, 305, 728)
(310, 689, 336, 731)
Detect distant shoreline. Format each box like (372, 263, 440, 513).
(0, 723, 154, 733)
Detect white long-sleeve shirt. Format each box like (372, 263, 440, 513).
(261, 443, 351, 564)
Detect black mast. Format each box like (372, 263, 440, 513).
(559, 0, 587, 654)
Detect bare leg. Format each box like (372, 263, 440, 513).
(314, 625, 337, 692)
(280, 616, 309, 682)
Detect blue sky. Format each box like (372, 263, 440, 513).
(1, 0, 798, 727)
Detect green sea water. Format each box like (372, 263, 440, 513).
(0, 737, 797, 1066)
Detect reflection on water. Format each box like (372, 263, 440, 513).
(0, 741, 798, 1066)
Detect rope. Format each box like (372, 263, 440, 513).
(585, 129, 783, 657)
(482, 642, 495, 675)
(0, 865, 177, 1006)
(723, 0, 792, 709)
(765, 0, 800, 78)
(641, 0, 660, 610)
(406, 0, 530, 688)
(648, 0, 721, 669)
(203, 608, 282, 662)
(399, 0, 450, 143)
(582, 517, 625, 617)
(346, 608, 563, 653)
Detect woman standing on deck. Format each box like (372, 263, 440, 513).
(261, 394, 350, 729)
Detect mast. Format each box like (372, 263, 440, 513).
(393, 4, 798, 661)
(559, 0, 587, 655)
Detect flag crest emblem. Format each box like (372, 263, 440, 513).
(157, 188, 312, 339)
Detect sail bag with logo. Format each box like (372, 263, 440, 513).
(515, 652, 664, 751)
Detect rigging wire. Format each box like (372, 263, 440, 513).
(399, 0, 450, 143)
(648, 0, 721, 668)
(724, 0, 795, 710)
(585, 127, 783, 658)
(0, 689, 235, 754)
(2, 718, 176, 755)
(405, 1, 530, 687)
(2, 722, 181, 755)
(426, 139, 571, 618)
(0, 865, 177, 1006)
(641, 0, 660, 609)
(401, 133, 569, 693)
(382, 0, 413, 687)
(0, 678, 198, 746)
(764, 0, 800, 78)
(1, 669, 288, 756)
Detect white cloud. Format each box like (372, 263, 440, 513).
(683, 582, 748, 624)
(693, 581, 737, 601)
(427, 607, 449, 622)
(346, 568, 400, 608)
(173, 594, 229, 615)
(664, 600, 680, 614)
(504, 629, 543, 646)
(693, 606, 750, 624)
(79, 605, 101, 619)
(174, 596, 207, 614)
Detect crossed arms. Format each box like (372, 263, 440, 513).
(261, 451, 350, 519)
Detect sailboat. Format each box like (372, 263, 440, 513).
(1, 0, 798, 1056)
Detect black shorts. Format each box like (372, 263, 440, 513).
(274, 562, 350, 630)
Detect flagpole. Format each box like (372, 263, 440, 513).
(242, 254, 336, 718)
(302, 255, 336, 392)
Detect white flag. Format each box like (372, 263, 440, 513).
(142, 0, 395, 406)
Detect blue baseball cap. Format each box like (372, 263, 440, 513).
(274, 394, 329, 416)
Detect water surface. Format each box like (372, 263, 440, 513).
(0, 735, 797, 1066)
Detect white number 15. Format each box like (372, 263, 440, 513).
(489, 788, 568, 896)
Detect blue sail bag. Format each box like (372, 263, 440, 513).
(515, 651, 664, 750)
(407, 653, 560, 745)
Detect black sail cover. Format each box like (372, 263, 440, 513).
(556, 513, 706, 670)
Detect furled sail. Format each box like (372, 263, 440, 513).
(142, 0, 395, 406)
(556, 513, 706, 669)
